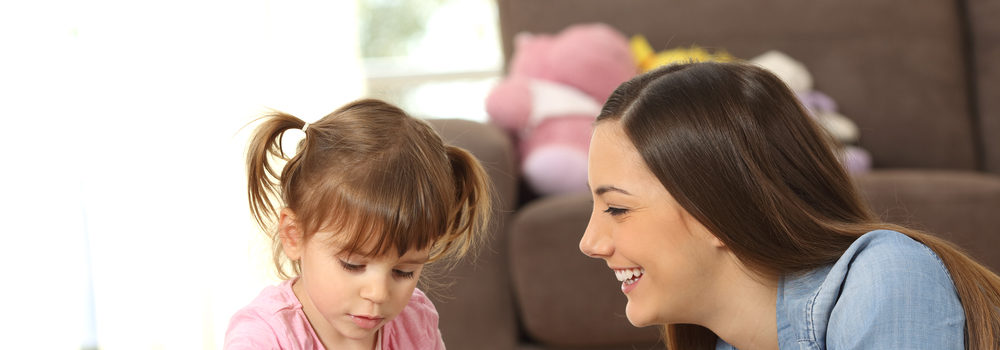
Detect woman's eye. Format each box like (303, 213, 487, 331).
(393, 269, 415, 279)
(339, 260, 364, 272)
(603, 207, 628, 216)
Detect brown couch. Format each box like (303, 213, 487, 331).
(425, 0, 1000, 349)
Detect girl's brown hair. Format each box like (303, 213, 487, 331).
(597, 62, 1000, 349)
(246, 99, 492, 279)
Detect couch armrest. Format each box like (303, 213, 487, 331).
(424, 118, 520, 350)
(509, 193, 661, 348)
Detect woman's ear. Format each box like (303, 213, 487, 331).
(279, 208, 305, 260)
(682, 209, 728, 249)
(707, 232, 727, 249)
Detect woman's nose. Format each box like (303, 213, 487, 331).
(580, 218, 613, 258)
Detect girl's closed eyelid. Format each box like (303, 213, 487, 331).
(339, 259, 364, 271)
(340, 259, 420, 279)
(393, 269, 416, 279)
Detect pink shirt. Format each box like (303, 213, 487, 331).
(225, 279, 446, 350)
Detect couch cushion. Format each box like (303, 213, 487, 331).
(967, 0, 1000, 174)
(498, 0, 977, 171)
(856, 170, 1000, 273)
(509, 193, 661, 347)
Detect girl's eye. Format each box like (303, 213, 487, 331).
(339, 260, 364, 272)
(393, 269, 415, 279)
(603, 207, 628, 216)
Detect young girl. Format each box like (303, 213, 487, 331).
(225, 99, 492, 350)
(580, 62, 1000, 349)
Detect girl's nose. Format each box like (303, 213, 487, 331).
(580, 218, 613, 258)
(360, 276, 389, 304)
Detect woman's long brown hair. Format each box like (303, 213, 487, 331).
(245, 99, 492, 279)
(596, 62, 1000, 349)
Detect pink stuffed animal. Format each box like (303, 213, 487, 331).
(486, 23, 636, 195)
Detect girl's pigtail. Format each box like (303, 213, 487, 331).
(246, 111, 308, 232)
(436, 145, 494, 263)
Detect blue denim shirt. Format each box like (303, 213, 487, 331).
(716, 230, 965, 349)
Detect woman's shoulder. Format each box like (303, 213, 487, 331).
(786, 230, 955, 297)
(841, 230, 951, 283)
(847, 229, 936, 261)
(819, 230, 965, 348)
(382, 288, 445, 350)
(778, 229, 965, 349)
(782, 230, 956, 306)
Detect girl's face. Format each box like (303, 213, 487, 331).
(286, 227, 428, 348)
(580, 122, 727, 327)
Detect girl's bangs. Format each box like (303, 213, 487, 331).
(315, 176, 451, 260)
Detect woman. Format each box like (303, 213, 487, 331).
(579, 62, 1000, 349)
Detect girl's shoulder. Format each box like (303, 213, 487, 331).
(402, 288, 438, 318)
(382, 288, 446, 350)
(224, 279, 322, 349)
(231, 278, 303, 318)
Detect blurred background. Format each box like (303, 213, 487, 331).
(0, 0, 500, 348)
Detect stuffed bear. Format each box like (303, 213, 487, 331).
(629, 46, 872, 174)
(750, 51, 872, 174)
(485, 23, 636, 195)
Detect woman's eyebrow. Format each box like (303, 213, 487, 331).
(593, 185, 632, 196)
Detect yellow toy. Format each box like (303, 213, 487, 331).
(630, 35, 735, 73)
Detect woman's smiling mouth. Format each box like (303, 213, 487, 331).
(613, 267, 645, 293)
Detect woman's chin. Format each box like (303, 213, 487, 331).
(624, 304, 655, 327)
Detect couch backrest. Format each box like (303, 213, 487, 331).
(498, 0, 982, 171)
(968, 0, 1000, 174)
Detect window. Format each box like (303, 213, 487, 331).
(359, 0, 501, 122)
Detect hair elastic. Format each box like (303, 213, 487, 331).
(302, 122, 310, 133)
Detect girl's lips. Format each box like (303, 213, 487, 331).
(350, 314, 384, 329)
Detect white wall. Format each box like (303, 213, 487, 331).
(0, 1, 363, 348)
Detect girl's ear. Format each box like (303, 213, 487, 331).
(279, 208, 305, 260)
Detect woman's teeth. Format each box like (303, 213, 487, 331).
(615, 268, 645, 284)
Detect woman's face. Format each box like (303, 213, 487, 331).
(580, 121, 727, 327)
